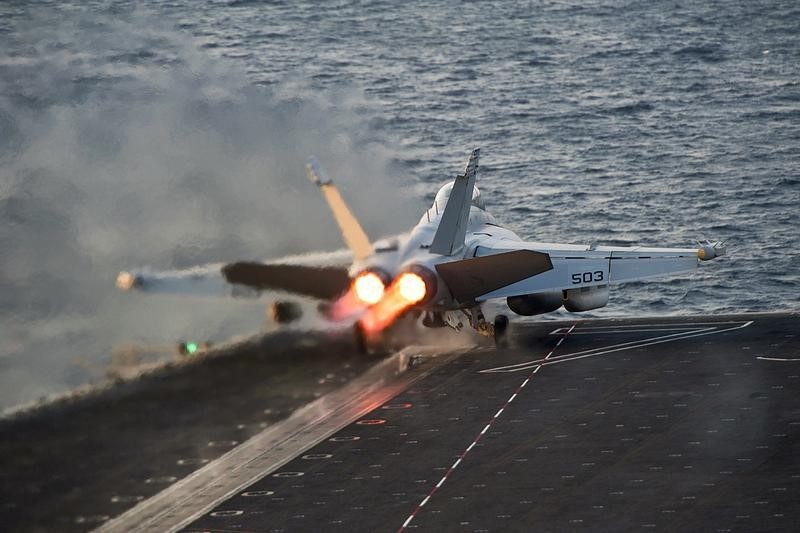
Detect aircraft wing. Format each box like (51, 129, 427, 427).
(116, 250, 353, 301)
(467, 241, 725, 301)
(600, 245, 712, 284)
(434, 249, 553, 304)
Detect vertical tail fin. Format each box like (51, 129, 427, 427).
(306, 157, 374, 262)
(429, 148, 480, 256)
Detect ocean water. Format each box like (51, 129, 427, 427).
(1, 0, 798, 410)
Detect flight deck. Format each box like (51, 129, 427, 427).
(2, 313, 799, 532)
(178, 313, 800, 533)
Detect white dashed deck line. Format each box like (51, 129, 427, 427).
(397, 324, 577, 532)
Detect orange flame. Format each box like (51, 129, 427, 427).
(353, 271, 385, 305)
(326, 287, 366, 321)
(360, 272, 426, 334)
(326, 272, 388, 322)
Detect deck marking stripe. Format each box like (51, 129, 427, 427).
(482, 321, 753, 373)
(397, 324, 577, 532)
(491, 324, 745, 370)
(549, 321, 750, 334)
(485, 326, 719, 371)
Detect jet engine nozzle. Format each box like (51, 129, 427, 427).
(358, 265, 439, 335)
(397, 265, 438, 305)
(353, 268, 391, 305)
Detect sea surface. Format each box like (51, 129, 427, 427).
(1, 0, 798, 410)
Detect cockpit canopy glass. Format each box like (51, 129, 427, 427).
(433, 182, 485, 211)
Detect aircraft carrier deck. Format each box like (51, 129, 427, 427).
(2, 312, 799, 532)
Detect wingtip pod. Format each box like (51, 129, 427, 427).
(306, 156, 333, 186)
(115, 271, 141, 291)
(697, 240, 727, 261)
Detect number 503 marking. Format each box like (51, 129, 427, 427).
(571, 271, 604, 284)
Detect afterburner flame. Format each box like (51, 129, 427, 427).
(397, 272, 426, 304)
(324, 272, 388, 322)
(359, 272, 429, 334)
(353, 271, 385, 305)
(325, 288, 365, 321)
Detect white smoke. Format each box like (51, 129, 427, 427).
(0, 5, 417, 409)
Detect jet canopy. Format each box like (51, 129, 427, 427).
(433, 182, 485, 212)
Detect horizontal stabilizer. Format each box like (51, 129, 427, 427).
(306, 157, 374, 262)
(435, 249, 553, 303)
(221, 262, 351, 300)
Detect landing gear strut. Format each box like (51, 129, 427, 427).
(466, 307, 493, 337)
(354, 321, 386, 355)
(354, 322, 369, 355)
(464, 307, 509, 347)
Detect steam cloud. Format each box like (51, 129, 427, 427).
(0, 5, 416, 410)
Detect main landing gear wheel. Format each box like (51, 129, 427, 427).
(494, 314, 509, 348)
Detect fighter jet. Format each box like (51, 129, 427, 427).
(116, 148, 726, 350)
